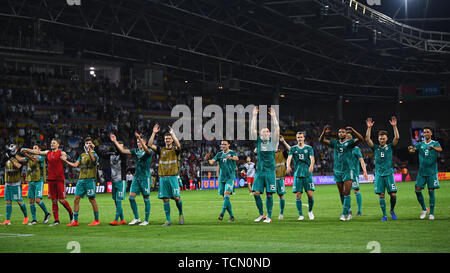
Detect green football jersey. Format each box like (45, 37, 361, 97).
(329, 139, 356, 173)
(351, 146, 363, 175)
(77, 152, 99, 179)
(288, 144, 314, 177)
(256, 136, 276, 172)
(131, 148, 153, 180)
(415, 140, 441, 176)
(214, 150, 237, 180)
(372, 143, 394, 176)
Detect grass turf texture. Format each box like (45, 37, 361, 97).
(1, 180, 449, 253)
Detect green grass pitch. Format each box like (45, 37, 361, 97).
(1, 180, 450, 253)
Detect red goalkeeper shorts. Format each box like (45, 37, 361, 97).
(47, 180, 66, 200)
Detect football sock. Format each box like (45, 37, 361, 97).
(144, 198, 150, 222)
(60, 200, 73, 216)
(30, 203, 37, 221)
(52, 202, 59, 221)
(175, 199, 183, 216)
(429, 190, 436, 215)
(355, 192, 362, 213)
(379, 197, 387, 217)
(279, 197, 285, 215)
(390, 195, 397, 212)
(254, 194, 264, 215)
(308, 197, 314, 212)
(296, 197, 303, 216)
(38, 201, 49, 215)
(415, 191, 427, 211)
(6, 203, 12, 220)
(129, 196, 139, 219)
(266, 195, 273, 219)
(163, 201, 171, 223)
(19, 203, 27, 218)
(342, 195, 351, 215)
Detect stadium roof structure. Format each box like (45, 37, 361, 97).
(1, 0, 449, 101)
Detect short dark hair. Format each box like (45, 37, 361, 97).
(423, 126, 433, 132)
(296, 131, 305, 136)
(378, 130, 388, 137)
(51, 138, 60, 144)
(85, 137, 93, 143)
(164, 133, 172, 138)
(221, 140, 231, 144)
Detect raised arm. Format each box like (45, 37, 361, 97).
(136, 132, 151, 155)
(269, 107, 280, 142)
(390, 116, 400, 146)
(168, 126, 181, 149)
(309, 155, 315, 174)
(147, 124, 159, 151)
(250, 106, 258, 140)
(319, 126, 331, 146)
(23, 148, 48, 156)
(110, 134, 131, 155)
(21, 150, 39, 162)
(279, 135, 291, 150)
(347, 126, 364, 144)
(359, 157, 368, 180)
(365, 118, 375, 148)
(85, 143, 97, 162)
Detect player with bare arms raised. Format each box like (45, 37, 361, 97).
(365, 117, 400, 221)
(319, 125, 364, 221)
(250, 106, 280, 223)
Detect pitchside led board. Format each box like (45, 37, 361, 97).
(0, 181, 110, 197)
(201, 174, 403, 190)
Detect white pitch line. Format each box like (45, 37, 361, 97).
(0, 233, 35, 238)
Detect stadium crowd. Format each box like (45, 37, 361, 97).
(1, 75, 449, 188)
